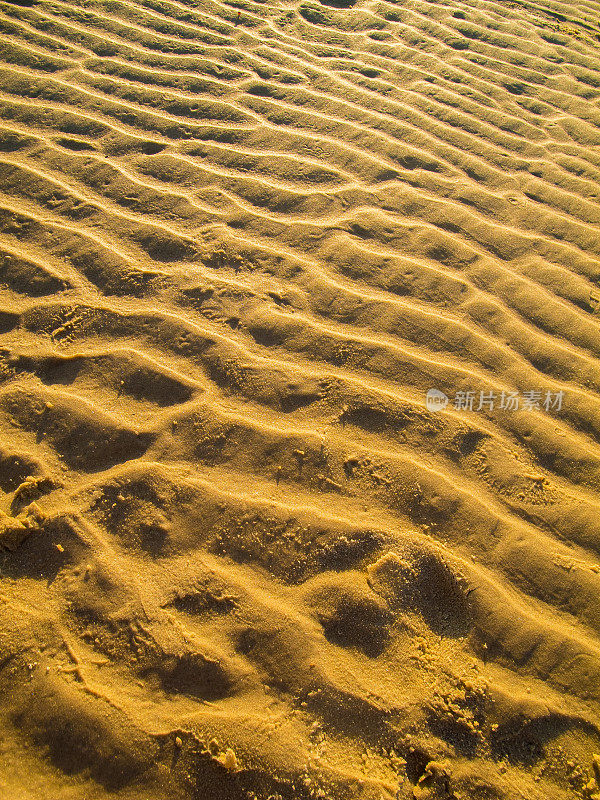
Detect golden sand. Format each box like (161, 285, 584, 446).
(1, 0, 600, 797)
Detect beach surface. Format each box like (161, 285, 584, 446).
(1, 0, 600, 797)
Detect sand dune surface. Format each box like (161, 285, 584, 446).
(1, 0, 600, 797)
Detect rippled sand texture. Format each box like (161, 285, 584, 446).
(2, 0, 600, 797)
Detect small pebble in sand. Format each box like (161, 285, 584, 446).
(221, 748, 238, 770)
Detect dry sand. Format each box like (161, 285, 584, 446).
(1, 0, 600, 797)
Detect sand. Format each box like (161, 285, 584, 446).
(0, 0, 600, 797)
